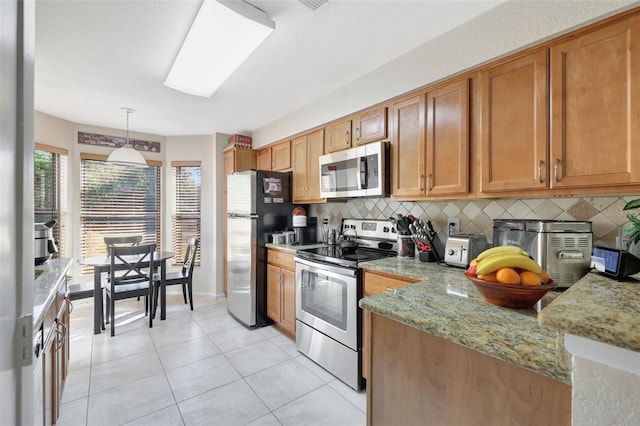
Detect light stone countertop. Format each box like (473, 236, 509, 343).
(33, 257, 73, 331)
(265, 243, 325, 254)
(538, 271, 640, 353)
(358, 257, 570, 383)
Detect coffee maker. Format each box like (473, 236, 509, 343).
(293, 216, 317, 245)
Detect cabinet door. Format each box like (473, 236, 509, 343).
(426, 78, 469, 195)
(280, 268, 296, 335)
(550, 14, 640, 188)
(355, 107, 387, 145)
(266, 264, 281, 322)
(392, 95, 426, 198)
(272, 141, 291, 170)
(325, 120, 352, 153)
(292, 135, 308, 202)
(33, 351, 44, 426)
(481, 50, 548, 192)
(305, 129, 325, 202)
(257, 148, 272, 171)
(43, 330, 56, 426)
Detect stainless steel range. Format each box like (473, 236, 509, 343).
(294, 218, 397, 390)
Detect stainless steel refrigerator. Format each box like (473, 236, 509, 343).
(226, 170, 298, 327)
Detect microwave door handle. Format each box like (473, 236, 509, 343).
(359, 156, 368, 189)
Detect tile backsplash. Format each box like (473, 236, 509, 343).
(309, 195, 638, 249)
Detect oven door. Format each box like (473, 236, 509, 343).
(295, 257, 359, 350)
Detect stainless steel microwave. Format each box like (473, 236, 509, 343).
(319, 141, 390, 198)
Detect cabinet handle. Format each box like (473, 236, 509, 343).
(68, 299, 74, 314)
(355, 127, 360, 141)
(55, 321, 67, 352)
(538, 160, 544, 184)
(345, 131, 350, 143)
(427, 174, 432, 190)
(554, 158, 560, 183)
(419, 175, 424, 191)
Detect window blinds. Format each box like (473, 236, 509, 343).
(171, 161, 201, 266)
(34, 144, 68, 258)
(80, 154, 161, 274)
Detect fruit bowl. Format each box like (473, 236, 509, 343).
(464, 272, 557, 309)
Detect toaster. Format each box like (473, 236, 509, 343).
(444, 234, 489, 268)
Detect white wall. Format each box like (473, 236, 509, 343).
(251, 0, 640, 147)
(165, 135, 218, 296)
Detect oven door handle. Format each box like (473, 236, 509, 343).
(294, 257, 358, 278)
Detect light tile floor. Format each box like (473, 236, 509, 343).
(57, 294, 367, 426)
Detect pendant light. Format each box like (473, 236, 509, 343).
(107, 107, 147, 167)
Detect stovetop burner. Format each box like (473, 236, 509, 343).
(295, 218, 399, 269)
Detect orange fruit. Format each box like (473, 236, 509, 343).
(469, 258, 479, 267)
(496, 268, 521, 285)
(520, 271, 542, 286)
(477, 272, 498, 282)
(541, 270, 551, 284)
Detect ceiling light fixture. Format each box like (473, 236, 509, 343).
(107, 108, 147, 167)
(164, 0, 275, 98)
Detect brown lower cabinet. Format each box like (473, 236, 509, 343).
(34, 282, 70, 426)
(266, 249, 296, 338)
(366, 312, 571, 426)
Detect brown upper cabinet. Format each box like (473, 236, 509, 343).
(480, 49, 549, 193)
(549, 13, 640, 189)
(354, 107, 388, 145)
(392, 77, 470, 199)
(325, 119, 352, 153)
(292, 129, 325, 203)
(256, 147, 272, 170)
(271, 140, 291, 170)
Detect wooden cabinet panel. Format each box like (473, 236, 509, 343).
(266, 249, 296, 338)
(361, 270, 419, 381)
(363, 270, 419, 296)
(391, 95, 426, 198)
(426, 78, 469, 195)
(481, 49, 548, 192)
(325, 120, 352, 153)
(257, 148, 271, 170)
(354, 107, 387, 145)
(292, 129, 325, 203)
(280, 268, 296, 334)
(266, 264, 280, 321)
(368, 313, 571, 425)
(550, 14, 640, 188)
(267, 249, 295, 270)
(271, 141, 291, 170)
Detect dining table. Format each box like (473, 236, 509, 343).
(81, 251, 175, 335)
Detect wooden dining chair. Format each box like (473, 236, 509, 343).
(105, 243, 156, 336)
(104, 235, 142, 248)
(155, 237, 199, 311)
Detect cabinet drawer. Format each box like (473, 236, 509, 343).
(363, 270, 419, 296)
(267, 249, 295, 270)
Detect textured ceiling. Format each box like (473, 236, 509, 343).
(34, 0, 505, 136)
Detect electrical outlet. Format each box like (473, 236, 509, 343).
(322, 217, 330, 226)
(448, 218, 460, 236)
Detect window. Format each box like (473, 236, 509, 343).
(171, 161, 201, 266)
(80, 153, 161, 274)
(34, 144, 68, 258)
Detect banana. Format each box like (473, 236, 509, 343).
(476, 245, 529, 261)
(475, 252, 542, 276)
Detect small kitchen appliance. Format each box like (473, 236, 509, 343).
(444, 234, 488, 268)
(591, 246, 640, 279)
(493, 219, 593, 288)
(34, 220, 58, 265)
(294, 218, 397, 390)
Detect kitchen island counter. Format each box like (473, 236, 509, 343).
(359, 257, 569, 383)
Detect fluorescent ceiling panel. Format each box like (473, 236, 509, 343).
(164, 0, 275, 97)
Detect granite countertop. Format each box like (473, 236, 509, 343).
(34, 258, 73, 331)
(538, 271, 640, 352)
(265, 243, 325, 254)
(359, 257, 570, 384)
